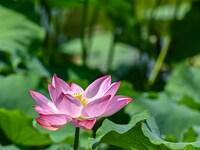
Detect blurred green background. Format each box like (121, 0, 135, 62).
(1, 0, 200, 149)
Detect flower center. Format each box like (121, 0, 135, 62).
(72, 93, 88, 106)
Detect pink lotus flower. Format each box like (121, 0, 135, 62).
(30, 75, 133, 130)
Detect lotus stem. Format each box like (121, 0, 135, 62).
(74, 127, 80, 150)
(148, 35, 171, 87)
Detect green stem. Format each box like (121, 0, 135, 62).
(148, 35, 171, 87)
(80, 0, 89, 66)
(73, 127, 80, 150)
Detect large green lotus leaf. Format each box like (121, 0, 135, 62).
(0, 108, 52, 146)
(165, 63, 200, 104)
(125, 92, 200, 140)
(0, 5, 45, 53)
(0, 74, 42, 115)
(92, 111, 200, 150)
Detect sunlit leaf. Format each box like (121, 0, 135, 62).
(92, 111, 200, 150)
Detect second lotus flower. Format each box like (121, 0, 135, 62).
(30, 75, 133, 130)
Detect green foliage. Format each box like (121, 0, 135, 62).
(126, 92, 200, 139)
(182, 127, 197, 142)
(59, 33, 139, 72)
(0, 74, 43, 115)
(165, 63, 200, 104)
(0, 5, 44, 53)
(93, 111, 200, 150)
(0, 108, 52, 146)
(35, 121, 92, 149)
(0, 4, 45, 72)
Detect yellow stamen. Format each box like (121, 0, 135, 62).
(72, 93, 88, 106)
(72, 93, 82, 100)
